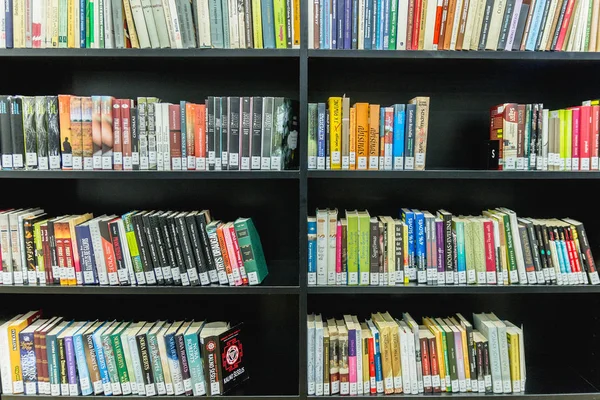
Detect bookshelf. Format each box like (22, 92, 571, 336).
(2, 13, 600, 400)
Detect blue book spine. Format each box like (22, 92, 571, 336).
(525, 0, 546, 50)
(392, 104, 405, 170)
(180, 101, 187, 168)
(64, 335, 80, 394)
(344, 0, 352, 48)
(184, 332, 206, 396)
(352, 0, 358, 48)
(5, 0, 13, 48)
(364, 0, 372, 48)
(371, 0, 381, 50)
(320, 0, 325, 48)
(373, 329, 383, 390)
(317, 103, 326, 166)
(165, 333, 181, 390)
(559, 238, 569, 275)
(377, 0, 384, 49)
(92, 333, 112, 394)
(75, 225, 98, 285)
(337, 0, 344, 48)
(323, 0, 331, 48)
(262, 0, 276, 48)
(415, 211, 426, 283)
(80, 0, 86, 47)
(401, 209, 415, 279)
(74, 332, 93, 395)
(332, 0, 338, 47)
(20, 331, 37, 394)
(457, 222, 466, 274)
(382, 0, 390, 49)
(221, 0, 230, 47)
(379, 107, 385, 170)
(308, 219, 317, 282)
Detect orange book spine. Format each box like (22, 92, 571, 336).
(293, 0, 300, 46)
(194, 104, 207, 171)
(349, 106, 356, 170)
(433, 0, 444, 48)
(186, 103, 196, 170)
(356, 103, 369, 170)
(443, 0, 457, 49)
(216, 225, 234, 285)
(368, 104, 380, 170)
(58, 95, 72, 170)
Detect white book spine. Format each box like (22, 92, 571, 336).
(398, 327, 409, 393)
(196, 0, 211, 46)
(74, 0, 80, 47)
(166, 0, 183, 47)
(315, 322, 324, 396)
(541, 109, 549, 170)
(141, 0, 160, 47)
(397, 0, 409, 49)
(104, 0, 115, 48)
(0, 323, 12, 394)
(32, 0, 42, 47)
(358, 0, 365, 48)
(423, 0, 438, 49)
(0, 0, 5, 48)
(488, 326, 503, 393)
(127, 334, 146, 396)
(496, 325, 512, 393)
(355, 326, 363, 394)
(463, 0, 480, 48)
(89, 220, 109, 285)
(229, 0, 240, 47)
(163, 104, 171, 170)
(485, 0, 507, 49)
(307, 320, 316, 395)
(406, 330, 418, 394)
(130, 0, 151, 47)
(151, 0, 172, 47)
(308, 0, 314, 48)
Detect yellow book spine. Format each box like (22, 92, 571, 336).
(328, 97, 343, 169)
(52, 0, 60, 47)
(362, 336, 370, 391)
(356, 103, 369, 170)
(559, 109, 566, 170)
(565, 109, 572, 170)
(293, 0, 300, 46)
(122, 0, 140, 48)
(425, 319, 446, 389)
(13, 0, 24, 47)
(418, 0, 428, 49)
(350, 106, 356, 170)
(252, 0, 264, 48)
(9, 321, 28, 392)
(460, 329, 470, 384)
(508, 332, 520, 392)
(273, 0, 287, 48)
(67, 0, 75, 47)
(368, 104, 380, 170)
(389, 323, 402, 393)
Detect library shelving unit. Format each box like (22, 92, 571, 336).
(2, 8, 600, 400)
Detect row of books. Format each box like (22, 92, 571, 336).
(0, 95, 299, 172)
(492, 100, 600, 171)
(1, 0, 300, 49)
(307, 312, 525, 396)
(309, 0, 600, 51)
(0, 208, 269, 287)
(307, 208, 598, 286)
(307, 97, 430, 171)
(0, 311, 248, 396)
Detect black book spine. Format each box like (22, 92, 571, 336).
(240, 97, 251, 170)
(142, 213, 165, 285)
(477, 0, 495, 50)
(176, 214, 200, 286)
(369, 219, 379, 285)
(535, 0, 552, 50)
(131, 105, 140, 170)
(136, 333, 155, 391)
(228, 96, 241, 170)
(541, 225, 556, 283)
(46, 96, 61, 170)
(167, 215, 190, 285)
(195, 213, 219, 283)
(150, 213, 174, 285)
(497, 0, 515, 49)
(207, 97, 215, 170)
(482, 340, 492, 393)
(394, 222, 403, 283)
(512, 3, 530, 50)
(243, 0, 253, 47)
(35, 96, 48, 169)
(524, 221, 544, 281)
(575, 222, 597, 274)
(551, 0, 569, 50)
(465, 325, 476, 389)
(58, 337, 68, 392)
(175, 333, 193, 396)
(158, 213, 182, 285)
(9, 96, 24, 169)
(250, 96, 262, 170)
(261, 97, 274, 170)
(22, 96, 37, 170)
(447, 330, 458, 384)
(221, 97, 229, 170)
(518, 225, 535, 281)
(442, 212, 454, 282)
(533, 223, 549, 281)
(132, 213, 157, 285)
(476, 340, 484, 392)
(0, 96, 12, 169)
(109, 220, 130, 285)
(285, 0, 293, 48)
(185, 214, 210, 285)
(203, 333, 222, 395)
(214, 97, 222, 171)
(47, 220, 60, 284)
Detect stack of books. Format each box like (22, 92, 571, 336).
(0, 95, 299, 171)
(307, 312, 525, 395)
(0, 208, 269, 286)
(307, 97, 430, 170)
(2, 0, 300, 49)
(0, 310, 248, 396)
(492, 99, 600, 171)
(309, 0, 600, 52)
(307, 207, 598, 286)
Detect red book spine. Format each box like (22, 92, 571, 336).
(63, 236, 76, 285)
(217, 225, 234, 284)
(428, 336, 441, 392)
(32, 21, 41, 48)
(593, 105, 600, 170)
(580, 105, 591, 170)
(112, 100, 123, 170)
(433, 0, 443, 48)
(368, 337, 376, 394)
(484, 221, 496, 282)
(420, 337, 432, 393)
(412, 0, 423, 49)
(41, 225, 52, 284)
(228, 224, 248, 285)
(169, 104, 182, 170)
(570, 107, 581, 170)
(565, 228, 581, 274)
(121, 99, 133, 170)
(556, 0, 576, 50)
(102, 232, 117, 275)
(438, 0, 450, 49)
(55, 235, 66, 285)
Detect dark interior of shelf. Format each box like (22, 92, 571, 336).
(309, 58, 600, 170)
(0, 292, 299, 396)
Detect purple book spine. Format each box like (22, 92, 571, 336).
(337, 0, 344, 48)
(344, 0, 352, 48)
(64, 336, 79, 388)
(436, 221, 445, 275)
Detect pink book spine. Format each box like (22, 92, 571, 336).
(348, 328, 357, 393)
(483, 220, 496, 284)
(572, 107, 581, 170)
(580, 105, 591, 170)
(593, 105, 600, 170)
(224, 225, 243, 286)
(336, 222, 342, 285)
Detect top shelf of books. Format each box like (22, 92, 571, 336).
(0, 49, 300, 58)
(307, 50, 600, 60)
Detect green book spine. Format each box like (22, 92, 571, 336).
(123, 212, 145, 278)
(98, 0, 105, 48)
(234, 218, 269, 285)
(358, 213, 370, 285)
(474, 221, 486, 284)
(273, 0, 287, 48)
(102, 326, 122, 394)
(347, 212, 359, 285)
(502, 214, 518, 283)
(86, 0, 93, 47)
(184, 331, 206, 395)
(111, 326, 131, 394)
(147, 331, 166, 394)
(585, 0, 593, 51)
(438, 328, 451, 391)
(59, 0, 68, 47)
(464, 220, 476, 284)
(389, 0, 398, 49)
